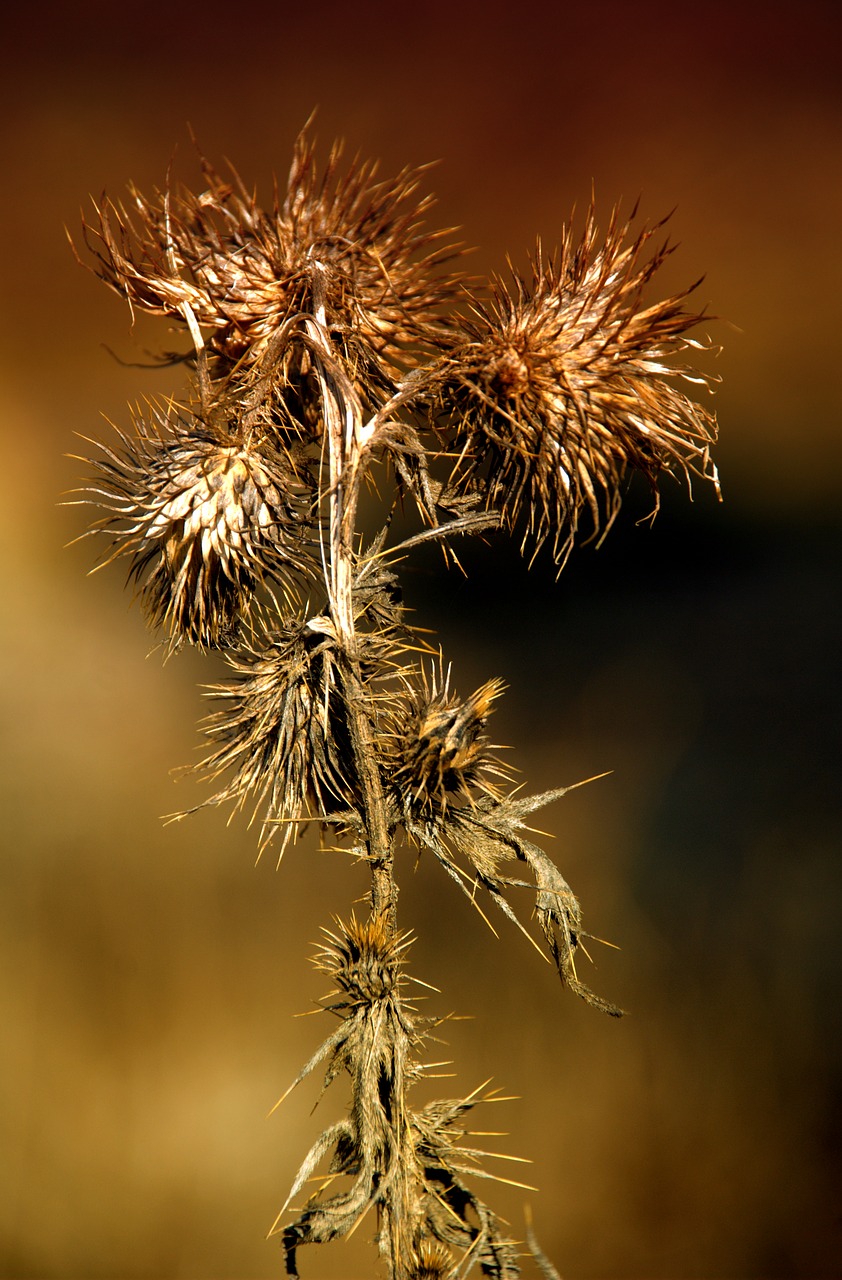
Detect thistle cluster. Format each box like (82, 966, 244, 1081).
(74, 125, 719, 1278)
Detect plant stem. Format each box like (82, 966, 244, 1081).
(343, 661, 397, 920)
(308, 260, 398, 927)
(307, 263, 409, 1276)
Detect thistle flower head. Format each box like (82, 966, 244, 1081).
(436, 205, 720, 563)
(81, 405, 315, 650)
(82, 127, 462, 399)
(390, 667, 509, 826)
(314, 913, 410, 1005)
(409, 1241, 456, 1279)
(190, 618, 354, 851)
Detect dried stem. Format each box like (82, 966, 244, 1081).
(306, 258, 397, 927)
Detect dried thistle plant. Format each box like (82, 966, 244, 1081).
(71, 125, 720, 1278)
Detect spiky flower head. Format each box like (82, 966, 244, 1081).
(314, 913, 410, 1005)
(390, 668, 509, 826)
(82, 126, 462, 401)
(81, 405, 315, 650)
(409, 1241, 456, 1279)
(190, 617, 353, 851)
(436, 205, 720, 563)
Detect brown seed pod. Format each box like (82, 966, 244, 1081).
(80, 404, 316, 650)
(435, 204, 720, 564)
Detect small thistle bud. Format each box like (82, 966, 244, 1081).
(437, 205, 720, 563)
(82, 407, 315, 649)
(410, 1241, 455, 1280)
(392, 667, 509, 823)
(314, 913, 408, 1005)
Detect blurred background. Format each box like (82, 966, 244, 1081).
(2, 1, 840, 1276)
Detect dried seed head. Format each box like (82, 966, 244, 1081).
(189, 618, 354, 850)
(410, 1241, 455, 1280)
(278, 130, 463, 379)
(81, 406, 315, 650)
(315, 914, 409, 1004)
(392, 667, 509, 824)
(437, 205, 720, 563)
(82, 127, 462, 395)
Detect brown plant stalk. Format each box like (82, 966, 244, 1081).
(71, 124, 720, 1279)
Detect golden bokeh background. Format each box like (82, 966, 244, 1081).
(2, 1, 840, 1276)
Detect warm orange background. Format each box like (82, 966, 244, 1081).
(2, 2, 840, 1277)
